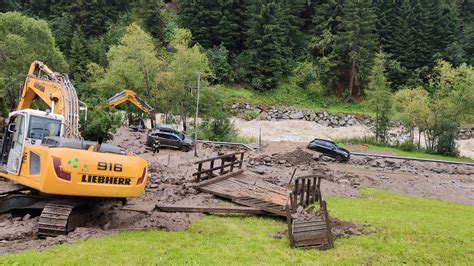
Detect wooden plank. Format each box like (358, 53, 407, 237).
(194, 170, 244, 188)
(294, 240, 329, 247)
(293, 226, 328, 234)
(305, 179, 311, 207)
(233, 198, 286, 216)
(194, 151, 245, 164)
(192, 161, 240, 176)
(293, 232, 329, 242)
(155, 205, 269, 215)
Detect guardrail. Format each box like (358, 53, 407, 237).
(196, 140, 252, 150)
(351, 152, 474, 166)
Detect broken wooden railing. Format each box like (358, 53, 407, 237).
(193, 151, 245, 182)
(286, 175, 334, 250)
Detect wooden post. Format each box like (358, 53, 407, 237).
(299, 179, 305, 205)
(196, 163, 202, 182)
(304, 178, 311, 207)
(220, 158, 225, 175)
(209, 160, 214, 179)
(239, 152, 244, 168)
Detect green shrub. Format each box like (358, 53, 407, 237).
(399, 140, 416, 151)
(206, 44, 233, 83)
(81, 107, 121, 141)
(199, 117, 237, 142)
(241, 110, 259, 121)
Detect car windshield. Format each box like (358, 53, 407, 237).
(28, 116, 61, 140)
(177, 132, 185, 140)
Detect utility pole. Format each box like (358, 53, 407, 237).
(194, 72, 201, 157)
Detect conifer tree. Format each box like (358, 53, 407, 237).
(69, 29, 89, 82)
(365, 51, 391, 142)
(332, 0, 378, 97)
(133, 0, 166, 42)
(311, 0, 343, 58)
(240, 0, 289, 91)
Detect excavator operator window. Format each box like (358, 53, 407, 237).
(28, 116, 61, 140)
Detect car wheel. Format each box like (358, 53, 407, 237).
(335, 155, 343, 162)
(180, 146, 190, 152)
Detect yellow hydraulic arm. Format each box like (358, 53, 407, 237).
(17, 61, 83, 139)
(107, 89, 154, 115)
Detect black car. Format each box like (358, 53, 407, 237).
(307, 138, 350, 162)
(146, 125, 194, 151)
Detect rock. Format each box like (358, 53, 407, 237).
(263, 156, 272, 163)
(150, 183, 158, 189)
(319, 120, 330, 127)
(278, 160, 286, 164)
(253, 166, 266, 175)
(289, 111, 304, 119)
(338, 179, 351, 185)
(347, 118, 355, 126)
(22, 214, 31, 220)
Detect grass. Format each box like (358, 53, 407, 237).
(337, 138, 473, 162)
(362, 144, 473, 162)
(220, 84, 371, 116)
(2, 189, 473, 265)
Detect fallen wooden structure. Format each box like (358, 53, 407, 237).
(169, 152, 335, 250)
(286, 175, 333, 249)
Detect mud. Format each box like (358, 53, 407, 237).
(0, 128, 472, 254)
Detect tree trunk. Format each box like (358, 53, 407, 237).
(182, 114, 187, 132)
(418, 130, 421, 149)
(375, 107, 379, 142)
(348, 60, 356, 98)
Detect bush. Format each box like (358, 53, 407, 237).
(241, 110, 259, 121)
(206, 44, 233, 83)
(292, 61, 318, 89)
(199, 117, 237, 142)
(399, 140, 416, 152)
(81, 107, 121, 141)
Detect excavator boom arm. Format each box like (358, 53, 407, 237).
(17, 61, 82, 139)
(107, 89, 154, 115)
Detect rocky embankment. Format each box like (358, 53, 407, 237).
(231, 103, 473, 140)
(231, 103, 371, 128)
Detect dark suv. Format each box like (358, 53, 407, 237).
(146, 125, 194, 151)
(307, 138, 350, 162)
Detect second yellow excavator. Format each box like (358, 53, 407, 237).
(0, 61, 148, 237)
(107, 89, 155, 130)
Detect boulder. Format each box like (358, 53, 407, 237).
(289, 111, 304, 119)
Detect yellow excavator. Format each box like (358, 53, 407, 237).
(0, 61, 148, 237)
(107, 89, 155, 130)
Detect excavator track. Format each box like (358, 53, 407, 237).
(38, 200, 119, 238)
(38, 203, 75, 237)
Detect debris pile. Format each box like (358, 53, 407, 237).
(109, 126, 148, 154)
(249, 148, 316, 167)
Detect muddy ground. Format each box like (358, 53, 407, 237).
(0, 127, 472, 254)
